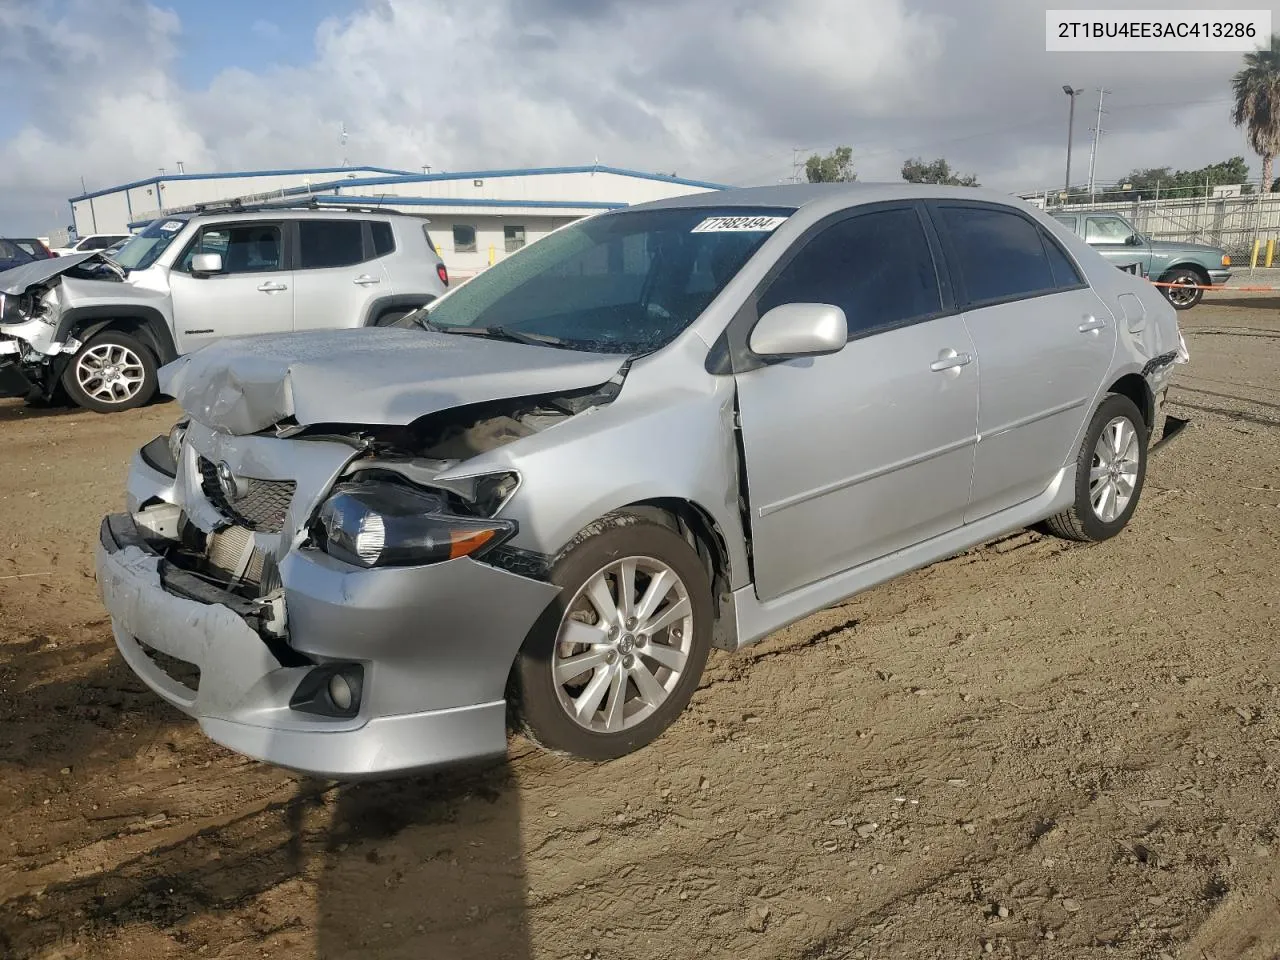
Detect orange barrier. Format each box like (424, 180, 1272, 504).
(1149, 280, 1278, 293)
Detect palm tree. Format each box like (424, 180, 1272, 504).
(1232, 35, 1280, 191)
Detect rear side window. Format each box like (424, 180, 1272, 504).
(757, 207, 942, 338)
(1041, 230, 1084, 287)
(1051, 215, 1077, 232)
(937, 206, 1056, 305)
(370, 221, 395, 257)
(299, 220, 365, 269)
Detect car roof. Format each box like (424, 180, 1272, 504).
(629, 182, 1042, 220)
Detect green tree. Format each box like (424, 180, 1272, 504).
(1231, 35, 1280, 190)
(901, 156, 979, 186)
(805, 146, 856, 183)
(1118, 157, 1252, 199)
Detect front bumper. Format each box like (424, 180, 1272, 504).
(0, 357, 35, 398)
(1208, 269, 1232, 286)
(97, 501, 559, 780)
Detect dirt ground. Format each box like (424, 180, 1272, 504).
(1, 296, 1279, 960)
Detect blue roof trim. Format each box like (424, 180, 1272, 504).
(72, 164, 726, 204)
(313, 195, 627, 209)
(70, 165, 415, 202)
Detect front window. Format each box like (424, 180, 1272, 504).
(112, 218, 189, 271)
(1084, 216, 1134, 244)
(422, 206, 793, 354)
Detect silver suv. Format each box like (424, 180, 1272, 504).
(0, 206, 449, 412)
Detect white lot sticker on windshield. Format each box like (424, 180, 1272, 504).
(159, 221, 184, 232)
(690, 215, 788, 233)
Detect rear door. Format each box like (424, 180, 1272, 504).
(928, 201, 1117, 521)
(732, 204, 980, 601)
(168, 221, 293, 354)
(290, 219, 390, 330)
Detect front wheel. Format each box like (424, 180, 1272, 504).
(1159, 267, 1204, 310)
(513, 517, 714, 760)
(1043, 393, 1147, 543)
(61, 332, 158, 413)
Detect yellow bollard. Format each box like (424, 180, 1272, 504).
(1267, 237, 1275, 268)
(489, 244, 495, 266)
(1251, 237, 1260, 269)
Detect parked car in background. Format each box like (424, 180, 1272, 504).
(0, 205, 450, 412)
(49, 233, 132, 257)
(1052, 211, 1230, 309)
(12, 238, 56, 260)
(0, 238, 35, 272)
(95, 183, 1188, 779)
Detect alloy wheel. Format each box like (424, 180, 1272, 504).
(1089, 416, 1140, 523)
(75, 343, 146, 404)
(552, 556, 695, 734)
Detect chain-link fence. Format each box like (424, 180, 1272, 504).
(1029, 190, 1280, 261)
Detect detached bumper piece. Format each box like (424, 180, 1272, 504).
(0, 358, 36, 399)
(1150, 415, 1191, 454)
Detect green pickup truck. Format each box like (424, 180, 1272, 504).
(1052, 211, 1231, 310)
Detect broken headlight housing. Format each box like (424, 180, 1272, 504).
(315, 479, 516, 568)
(167, 420, 189, 464)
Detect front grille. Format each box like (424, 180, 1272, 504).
(199, 457, 296, 534)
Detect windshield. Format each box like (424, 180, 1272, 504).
(422, 206, 794, 354)
(111, 217, 190, 271)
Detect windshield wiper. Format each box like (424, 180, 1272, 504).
(437, 325, 571, 348)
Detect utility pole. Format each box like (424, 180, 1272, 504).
(175, 161, 185, 174)
(1063, 85, 1082, 197)
(1086, 88, 1108, 205)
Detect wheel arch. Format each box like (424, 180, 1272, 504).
(59, 307, 178, 365)
(362, 294, 438, 327)
(1105, 371, 1154, 430)
(1161, 261, 1210, 284)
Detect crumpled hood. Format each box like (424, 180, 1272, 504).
(0, 251, 99, 294)
(160, 327, 628, 435)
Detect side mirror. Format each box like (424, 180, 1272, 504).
(190, 252, 223, 276)
(1125, 233, 1143, 246)
(749, 303, 848, 359)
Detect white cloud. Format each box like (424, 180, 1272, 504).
(0, 0, 1264, 232)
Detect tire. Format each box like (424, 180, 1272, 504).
(60, 331, 158, 413)
(512, 516, 715, 761)
(1158, 267, 1204, 310)
(1043, 393, 1147, 543)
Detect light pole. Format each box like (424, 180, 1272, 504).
(1063, 85, 1082, 197)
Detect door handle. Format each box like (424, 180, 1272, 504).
(257, 281, 288, 293)
(1078, 316, 1107, 333)
(353, 274, 381, 286)
(930, 349, 974, 373)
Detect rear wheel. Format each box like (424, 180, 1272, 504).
(61, 331, 157, 413)
(1159, 267, 1204, 310)
(1043, 393, 1147, 543)
(513, 517, 714, 760)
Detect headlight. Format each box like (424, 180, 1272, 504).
(315, 480, 516, 568)
(167, 420, 188, 463)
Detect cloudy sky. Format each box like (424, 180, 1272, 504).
(0, 0, 1267, 233)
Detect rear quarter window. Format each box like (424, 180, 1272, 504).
(371, 221, 395, 257)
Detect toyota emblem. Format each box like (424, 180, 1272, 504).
(215, 461, 246, 502)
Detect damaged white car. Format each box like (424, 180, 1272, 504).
(0, 207, 449, 412)
(96, 185, 1188, 779)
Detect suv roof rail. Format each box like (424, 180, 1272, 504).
(153, 191, 432, 221)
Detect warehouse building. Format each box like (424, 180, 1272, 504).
(67, 164, 726, 277)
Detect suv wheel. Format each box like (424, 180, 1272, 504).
(513, 517, 714, 760)
(1159, 267, 1204, 310)
(61, 332, 158, 413)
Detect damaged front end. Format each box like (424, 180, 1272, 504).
(0, 252, 123, 399)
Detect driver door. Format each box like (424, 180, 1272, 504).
(1083, 215, 1150, 275)
(168, 221, 294, 354)
(732, 205, 980, 602)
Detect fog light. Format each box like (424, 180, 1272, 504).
(328, 673, 353, 711)
(289, 664, 364, 718)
